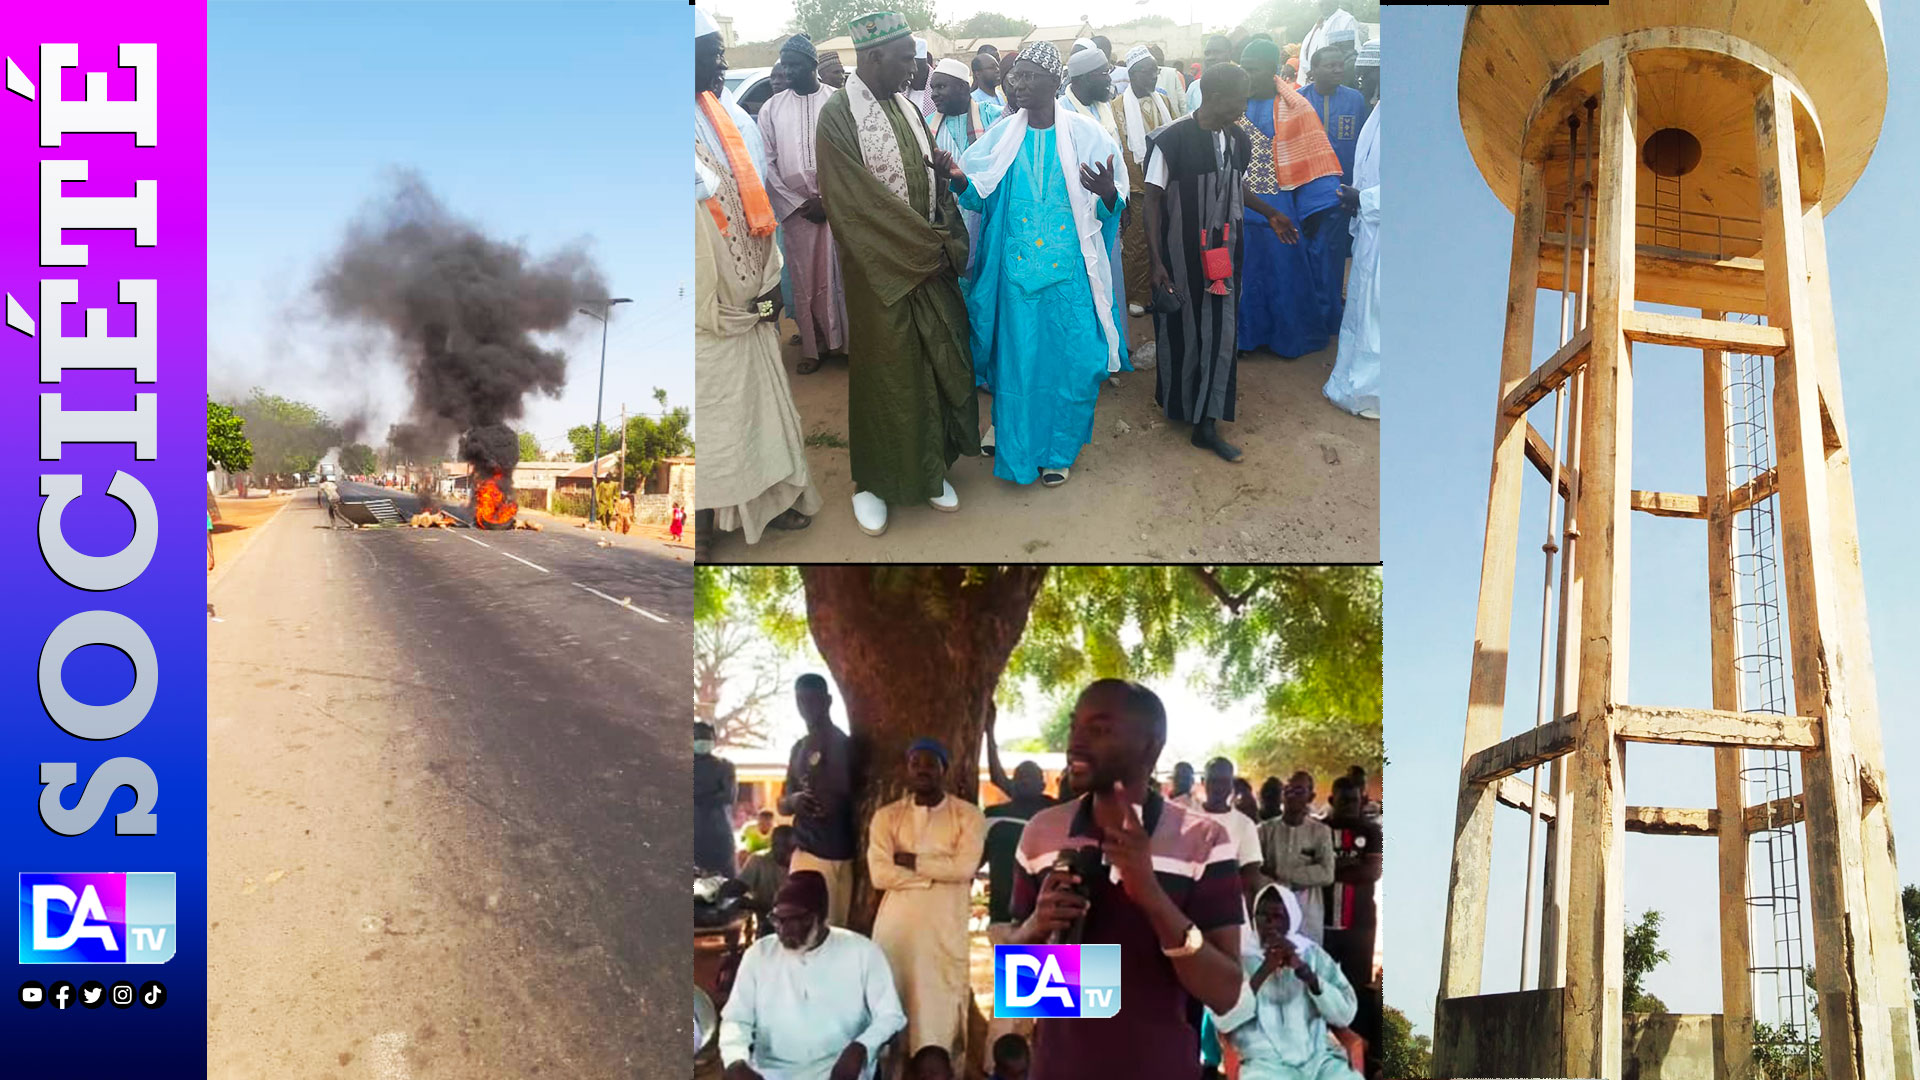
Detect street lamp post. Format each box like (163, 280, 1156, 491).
(578, 297, 632, 528)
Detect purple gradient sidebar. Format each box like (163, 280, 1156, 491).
(0, 2, 206, 1070)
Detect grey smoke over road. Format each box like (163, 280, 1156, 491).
(315, 172, 608, 473)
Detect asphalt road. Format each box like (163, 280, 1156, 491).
(209, 492, 689, 1079)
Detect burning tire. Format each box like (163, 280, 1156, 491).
(473, 471, 519, 530)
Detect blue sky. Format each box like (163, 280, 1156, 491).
(207, 1, 691, 459)
(1385, 6, 1920, 1038)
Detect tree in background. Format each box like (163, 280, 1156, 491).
(1006, 565, 1382, 780)
(696, 593, 786, 749)
(792, 0, 938, 41)
(518, 430, 543, 463)
(1624, 909, 1670, 1013)
(952, 11, 1032, 37)
(230, 388, 340, 484)
(339, 443, 378, 477)
(567, 422, 619, 463)
(1380, 1005, 1432, 1079)
(699, 564, 1380, 929)
(1753, 1018, 1822, 1080)
(1904, 884, 1920, 1016)
(620, 387, 694, 492)
(207, 399, 253, 473)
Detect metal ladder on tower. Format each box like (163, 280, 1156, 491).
(1722, 314, 1816, 1077)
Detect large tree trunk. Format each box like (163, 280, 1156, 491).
(800, 566, 1047, 934)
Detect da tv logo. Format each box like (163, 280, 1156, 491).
(992, 944, 1121, 1018)
(19, 873, 175, 964)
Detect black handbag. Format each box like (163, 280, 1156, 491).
(1148, 279, 1185, 315)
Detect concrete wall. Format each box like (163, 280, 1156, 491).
(1622, 1014, 1724, 1080)
(635, 493, 673, 526)
(1435, 999, 1726, 1080)
(1433, 989, 1566, 1077)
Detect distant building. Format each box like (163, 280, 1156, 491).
(645, 455, 696, 500)
(553, 452, 625, 495)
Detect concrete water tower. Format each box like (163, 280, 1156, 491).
(1433, 4, 1911, 1079)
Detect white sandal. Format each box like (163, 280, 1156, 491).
(852, 491, 889, 536)
(1041, 467, 1070, 488)
(928, 480, 960, 512)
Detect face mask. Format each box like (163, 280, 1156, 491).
(695, 740, 714, 755)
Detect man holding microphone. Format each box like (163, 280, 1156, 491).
(1008, 679, 1245, 1079)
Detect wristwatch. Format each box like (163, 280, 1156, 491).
(1162, 921, 1203, 958)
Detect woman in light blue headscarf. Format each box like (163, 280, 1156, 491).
(1210, 882, 1362, 1079)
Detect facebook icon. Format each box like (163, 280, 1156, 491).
(992, 944, 1122, 1018)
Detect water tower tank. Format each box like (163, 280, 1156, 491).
(1459, 2, 1886, 259)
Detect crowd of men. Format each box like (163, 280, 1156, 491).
(696, 674, 1383, 1080)
(694, 2, 1382, 554)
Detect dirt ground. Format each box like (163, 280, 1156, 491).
(526, 507, 694, 552)
(209, 489, 297, 584)
(705, 312, 1378, 564)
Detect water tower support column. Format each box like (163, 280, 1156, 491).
(1435, 156, 1548, 1006)
(1560, 48, 1636, 1080)
(1754, 72, 1897, 1080)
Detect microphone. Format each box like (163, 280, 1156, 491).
(1049, 845, 1106, 945)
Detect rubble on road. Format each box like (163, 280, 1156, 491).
(410, 511, 462, 528)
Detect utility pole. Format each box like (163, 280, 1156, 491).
(577, 296, 632, 528)
(618, 402, 628, 498)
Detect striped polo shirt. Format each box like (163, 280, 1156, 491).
(1011, 789, 1243, 1080)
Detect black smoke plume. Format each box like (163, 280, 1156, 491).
(314, 173, 606, 492)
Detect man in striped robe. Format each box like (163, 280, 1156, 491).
(1143, 63, 1292, 463)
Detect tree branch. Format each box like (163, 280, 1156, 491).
(1190, 565, 1243, 615)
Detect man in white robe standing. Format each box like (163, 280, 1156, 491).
(1059, 45, 1131, 371)
(1297, 0, 1363, 88)
(1324, 97, 1379, 419)
(695, 8, 820, 554)
(759, 33, 850, 376)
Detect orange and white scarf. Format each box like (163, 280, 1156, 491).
(696, 90, 777, 238)
(1261, 78, 1344, 191)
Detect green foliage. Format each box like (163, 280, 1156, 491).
(518, 430, 543, 462)
(1380, 1005, 1432, 1079)
(339, 443, 378, 476)
(1753, 1020, 1821, 1079)
(1005, 566, 1382, 779)
(206, 399, 253, 471)
(701, 564, 1381, 777)
(792, 0, 939, 42)
(1624, 909, 1670, 1013)
(952, 12, 1032, 37)
(621, 388, 694, 491)
(1904, 884, 1920, 1017)
(550, 490, 593, 519)
(566, 422, 618, 463)
(696, 566, 811, 654)
(1031, 700, 1074, 752)
(229, 388, 340, 479)
(564, 397, 692, 492)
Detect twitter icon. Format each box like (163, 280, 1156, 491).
(80, 981, 106, 1009)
